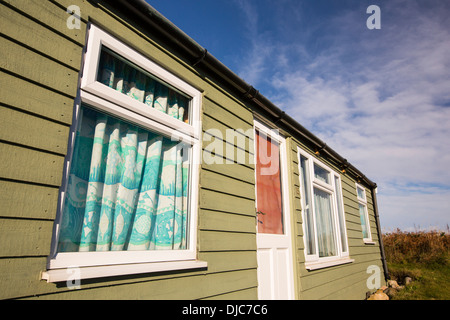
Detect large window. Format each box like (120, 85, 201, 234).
(43, 25, 203, 282)
(298, 149, 352, 269)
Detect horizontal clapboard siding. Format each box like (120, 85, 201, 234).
(0, 0, 83, 300)
(0, 0, 258, 300)
(288, 138, 385, 300)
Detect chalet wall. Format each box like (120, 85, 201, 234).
(0, 0, 386, 300)
(0, 0, 257, 299)
(287, 138, 386, 300)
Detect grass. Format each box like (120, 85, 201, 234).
(382, 228, 450, 300)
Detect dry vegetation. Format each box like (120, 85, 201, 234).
(383, 228, 450, 265)
(382, 228, 450, 300)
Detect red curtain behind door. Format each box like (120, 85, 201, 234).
(255, 130, 283, 234)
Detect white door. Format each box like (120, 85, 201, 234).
(254, 121, 295, 300)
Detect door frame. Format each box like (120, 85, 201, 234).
(253, 119, 295, 300)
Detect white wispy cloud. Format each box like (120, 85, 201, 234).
(232, 0, 271, 84)
(233, 0, 450, 230)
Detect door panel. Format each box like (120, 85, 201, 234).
(276, 248, 291, 299)
(254, 122, 294, 300)
(257, 248, 274, 300)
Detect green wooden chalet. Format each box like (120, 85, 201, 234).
(0, 0, 389, 300)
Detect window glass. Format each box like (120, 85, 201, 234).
(313, 188, 337, 257)
(314, 163, 330, 184)
(359, 203, 369, 239)
(255, 130, 283, 234)
(97, 48, 190, 123)
(300, 155, 316, 255)
(58, 106, 190, 252)
(357, 186, 365, 200)
(356, 183, 371, 241)
(334, 176, 348, 253)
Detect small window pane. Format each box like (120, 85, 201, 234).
(97, 48, 190, 123)
(357, 186, 365, 200)
(359, 203, 369, 239)
(300, 155, 316, 255)
(58, 106, 190, 252)
(334, 176, 348, 252)
(314, 163, 330, 184)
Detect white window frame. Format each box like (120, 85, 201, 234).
(42, 24, 204, 282)
(356, 183, 374, 244)
(80, 24, 201, 140)
(297, 148, 353, 270)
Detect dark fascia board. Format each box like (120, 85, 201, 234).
(101, 0, 376, 189)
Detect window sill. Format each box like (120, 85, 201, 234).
(363, 240, 376, 245)
(305, 258, 354, 271)
(41, 260, 207, 283)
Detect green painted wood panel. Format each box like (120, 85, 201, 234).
(198, 251, 257, 273)
(0, 106, 70, 155)
(0, 2, 83, 70)
(199, 189, 255, 216)
(286, 138, 302, 299)
(202, 113, 254, 166)
(30, 269, 258, 300)
(204, 94, 253, 125)
(0, 218, 53, 257)
(300, 260, 383, 300)
(0, 35, 78, 97)
(0, 143, 64, 186)
(202, 163, 255, 184)
(0, 180, 59, 220)
(0, 256, 256, 300)
(2, 0, 86, 46)
(320, 272, 374, 300)
(0, 72, 74, 125)
(203, 97, 254, 129)
(203, 116, 254, 163)
(199, 230, 256, 252)
(202, 135, 253, 166)
(0, 257, 49, 299)
(200, 170, 255, 200)
(204, 287, 258, 300)
(199, 209, 256, 233)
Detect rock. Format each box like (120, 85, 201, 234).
(367, 289, 389, 300)
(384, 287, 398, 298)
(388, 280, 399, 289)
(404, 277, 412, 286)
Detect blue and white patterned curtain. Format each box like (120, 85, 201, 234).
(57, 50, 191, 253)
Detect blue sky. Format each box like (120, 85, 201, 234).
(148, 0, 450, 231)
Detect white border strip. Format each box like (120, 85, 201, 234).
(305, 258, 354, 271)
(42, 260, 207, 283)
